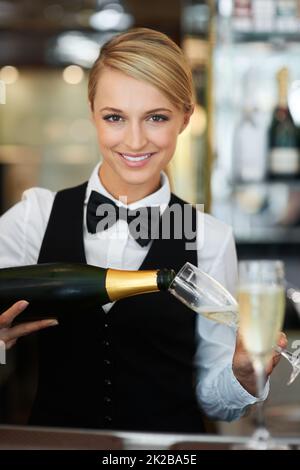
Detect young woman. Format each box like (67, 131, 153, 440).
(0, 28, 286, 433)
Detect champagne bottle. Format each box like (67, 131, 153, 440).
(0, 263, 176, 323)
(268, 67, 300, 179)
(233, 107, 267, 182)
(233, 68, 267, 183)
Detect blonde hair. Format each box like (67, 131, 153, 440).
(88, 27, 195, 113)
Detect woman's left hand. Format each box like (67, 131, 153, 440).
(232, 331, 288, 397)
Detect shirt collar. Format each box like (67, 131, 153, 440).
(85, 162, 171, 212)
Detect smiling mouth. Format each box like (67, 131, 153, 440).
(119, 153, 155, 162)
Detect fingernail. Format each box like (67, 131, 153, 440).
(47, 320, 59, 326)
(18, 300, 29, 311)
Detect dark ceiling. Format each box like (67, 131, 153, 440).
(0, 1, 183, 36)
(0, 0, 185, 65)
(127, 0, 182, 39)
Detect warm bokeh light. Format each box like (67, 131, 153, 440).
(62, 65, 84, 85)
(0, 66, 19, 84)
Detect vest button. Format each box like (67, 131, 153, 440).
(103, 340, 110, 347)
(104, 359, 111, 366)
(104, 323, 109, 328)
(104, 379, 112, 386)
(104, 416, 112, 424)
(104, 396, 112, 404)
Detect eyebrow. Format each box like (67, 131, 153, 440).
(99, 107, 173, 114)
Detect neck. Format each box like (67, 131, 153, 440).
(98, 164, 161, 204)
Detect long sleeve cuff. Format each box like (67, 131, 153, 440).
(197, 363, 270, 422)
(225, 364, 270, 407)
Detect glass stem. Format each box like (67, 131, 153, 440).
(254, 362, 267, 431)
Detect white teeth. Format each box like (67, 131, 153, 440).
(121, 153, 152, 162)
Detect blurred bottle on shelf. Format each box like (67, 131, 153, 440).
(275, 0, 298, 33)
(233, 108, 267, 183)
(252, 0, 275, 33)
(233, 68, 267, 183)
(232, 0, 300, 34)
(233, 0, 252, 32)
(268, 67, 300, 180)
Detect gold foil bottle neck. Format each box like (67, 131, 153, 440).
(106, 269, 159, 302)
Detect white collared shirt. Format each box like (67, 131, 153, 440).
(0, 163, 264, 422)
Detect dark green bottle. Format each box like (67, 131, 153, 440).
(268, 67, 300, 180)
(0, 263, 175, 323)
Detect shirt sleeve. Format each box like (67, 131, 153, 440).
(194, 220, 269, 421)
(0, 188, 55, 268)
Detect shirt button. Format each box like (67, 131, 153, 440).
(104, 416, 112, 424)
(104, 323, 109, 328)
(104, 359, 111, 366)
(103, 340, 110, 347)
(104, 379, 112, 386)
(104, 396, 112, 404)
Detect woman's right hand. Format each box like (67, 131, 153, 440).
(0, 300, 58, 350)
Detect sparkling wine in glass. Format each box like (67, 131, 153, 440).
(235, 260, 288, 450)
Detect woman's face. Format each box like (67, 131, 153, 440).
(91, 66, 191, 198)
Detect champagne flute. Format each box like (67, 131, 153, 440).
(168, 262, 239, 327)
(235, 260, 287, 450)
(275, 345, 300, 385)
(168, 261, 300, 386)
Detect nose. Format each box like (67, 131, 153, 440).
(123, 121, 148, 151)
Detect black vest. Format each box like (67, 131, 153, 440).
(29, 183, 205, 433)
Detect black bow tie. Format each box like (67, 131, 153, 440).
(86, 191, 161, 247)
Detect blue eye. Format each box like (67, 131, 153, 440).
(102, 113, 169, 123)
(103, 114, 123, 122)
(149, 114, 169, 122)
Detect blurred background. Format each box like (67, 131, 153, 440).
(1, 0, 300, 437)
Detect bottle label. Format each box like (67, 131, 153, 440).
(270, 148, 299, 175)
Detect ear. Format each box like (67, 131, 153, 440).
(179, 105, 195, 134)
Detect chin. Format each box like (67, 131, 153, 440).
(121, 170, 155, 186)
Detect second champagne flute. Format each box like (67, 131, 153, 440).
(236, 260, 288, 450)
